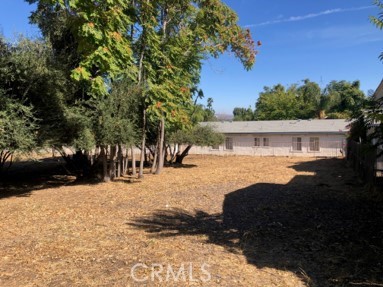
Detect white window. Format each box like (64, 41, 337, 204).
(225, 137, 233, 150)
(263, 138, 270, 147)
(309, 137, 320, 151)
(254, 137, 260, 147)
(292, 137, 302, 151)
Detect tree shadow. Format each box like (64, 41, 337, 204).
(130, 159, 383, 286)
(169, 163, 198, 169)
(0, 157, 80, 199)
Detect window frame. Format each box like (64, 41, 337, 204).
(225, 137, 233, 150)
(254, 137, 261, 147)
(292, 137, 302, 151)
(263, 137, 270, 147)
(309, 137, 320, 152)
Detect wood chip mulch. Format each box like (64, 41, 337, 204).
(0, 155, 382, 287)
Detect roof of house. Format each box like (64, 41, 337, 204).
(201, 119, 350, 134)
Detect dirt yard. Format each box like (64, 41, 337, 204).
(0, 155, 382, 287)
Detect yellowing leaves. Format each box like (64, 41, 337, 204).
(72, 66, 91, 81)
(110, 32, 123, 42)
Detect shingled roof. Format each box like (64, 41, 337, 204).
(201, 119, 350, 134)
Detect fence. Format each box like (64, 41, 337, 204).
(346, 139, 383, 185)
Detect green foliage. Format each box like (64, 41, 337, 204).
(0, 88, 37, 170)
(61, 106, 96, 151)
(168, 125, 224, 147)
(89, 80, 139, 147)
(28, 0, 136, 96)
(254, 84, 302, 120)
(191, 104, 217, 123)
(0, 36, 84, 148)
(348, 96, 383, 154)
(233, 107, 255, 121)
(324, 80, 365, 118)
(296, 79, 321, 118)
(370, 0, 383, 61)
(21, 0, 256, 177)
(236, 79, 366, 121)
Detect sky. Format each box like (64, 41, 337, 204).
(0, 0, 382, 114)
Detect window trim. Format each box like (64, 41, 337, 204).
(309, 137, 320, 152)
(292, 137, 302, 152)
(225, 137, 233, 150)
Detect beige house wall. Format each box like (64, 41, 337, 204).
(190, 133, 347, 157)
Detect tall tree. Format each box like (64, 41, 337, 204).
(296, 79, 321, 119)
(235, 79, 365, 121)
(254, 84, 301, 120)
(0, 88, 37, 175)
(323, 80, 365, 119)
(27, 0, 257, 179)
(233, 106, 254, 121)
(370, 0, 383, 61)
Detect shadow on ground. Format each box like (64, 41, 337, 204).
(130, 159, 383, 287)
(0, 157, 86, 199)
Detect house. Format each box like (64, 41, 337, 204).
(191, 119, 350, 157)
(373, 79, 383, 100)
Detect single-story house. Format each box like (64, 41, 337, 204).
(191, 119, 350, 157)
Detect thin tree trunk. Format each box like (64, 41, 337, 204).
(139, 109, 146, 178)
(123, 149, 129, 175)
(170, 144, 178, 163)
(156, 117, 165, 174)
(164, 144, 168, 164)
(118, 144, 123, 177)
(151, 148, 158, 173)
(151, 120, 161, 173)
(131, 146, 137, 176)
(109, 145, 117, 180)
(100, 146, 110, 182)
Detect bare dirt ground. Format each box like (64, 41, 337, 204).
(0, 155, 382, 287)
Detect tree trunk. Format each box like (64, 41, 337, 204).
(155, 117, 165, 174)
(175, 145, 193, 165)
(109, 145, 117, 180)
(131, 146, 136, 176)
(151, 147, 158, 173)
(139, 108, 146, 178)
(123, 150, 129, 175)
(151, 119, 161, 173)
(100, 146, 110, 182)
(170, 144, 178, 163)
(118, 144, 123, 177)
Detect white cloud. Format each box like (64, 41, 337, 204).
(246, 6, 374, 28)
(308, 24, 382, 46)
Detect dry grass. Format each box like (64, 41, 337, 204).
(0, 155, 382, 286)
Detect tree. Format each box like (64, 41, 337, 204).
(234, 79, 365, 121)
(0, 88, 37, 175)
(296, 79, 321, 119)
(254, 84, 301, 120)
(370, 0, 383, 61)
(26, 0, 257, 180)
(233, 106, 254, 121)
(323, 80, 365, 119)
(168, 125, 224, 164)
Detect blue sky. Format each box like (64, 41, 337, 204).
(0, 0, 382, 114)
